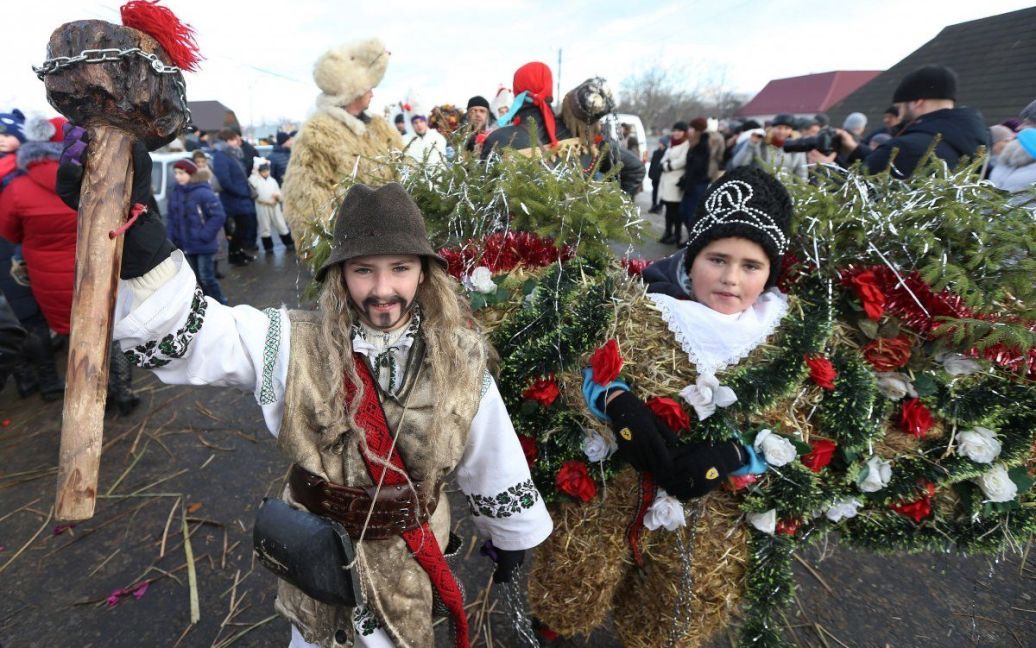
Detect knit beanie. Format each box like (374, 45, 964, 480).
(672, 121, 689, 132)
(682, 166, 793, 289)
(989, 124, 1014, 145)
(275, 130, 295, 146)
(1020, 99, 1036, 123)
(466, 95, 490, 111)
(842, 112, 867, 131)
(771, 113, 795, 128)
(893, 65, 957, 103)
(690, 117, 708, 132)
(0, 109, 26, 143)
(173, 159, 198, 175)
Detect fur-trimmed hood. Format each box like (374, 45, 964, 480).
(16, 141, 62, 172)
(313, 37, 390, 106)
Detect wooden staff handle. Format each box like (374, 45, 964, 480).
(55, 125, 133, 521)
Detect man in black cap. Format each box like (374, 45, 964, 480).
(268, 129, 296, 186)
(95, 177, 553, 647)
(730, 112, 807, 181)
(835, 65, 987, 178)
(463, 95, 492, 153)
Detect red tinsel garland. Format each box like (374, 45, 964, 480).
(840, 265, 1035, 377)
(438, 231, 573, 279)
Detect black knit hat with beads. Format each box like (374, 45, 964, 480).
(682, 166, 793, 289)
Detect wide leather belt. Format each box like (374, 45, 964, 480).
(289, 464, 441, 540)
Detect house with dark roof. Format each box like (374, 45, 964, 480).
(186, 100, 240, 133)
(826, 6, 1036, 129)
(736, 71, 882, 122)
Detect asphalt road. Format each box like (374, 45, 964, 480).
(0, 192, 1032, 648)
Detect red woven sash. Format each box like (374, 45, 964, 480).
(348, 354, 469, 648)
(625, 472, 657, 568)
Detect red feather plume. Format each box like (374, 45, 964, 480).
(120, 0, 202, 72)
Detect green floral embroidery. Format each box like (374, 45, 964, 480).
(481, 369, 492, 399)
(467, 479, 540, 518)
(353, 605, 380, 636)
(258, 308, 281, 405)
(125, 287, 207, 369)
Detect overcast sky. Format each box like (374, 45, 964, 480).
(6, 0, 1033, 130)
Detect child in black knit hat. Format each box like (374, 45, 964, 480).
(586, 166, 793, 500)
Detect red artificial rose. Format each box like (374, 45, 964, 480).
(775, 517, 802, 536)
(621, 257, 650, 277)
(801, 438, 837, 472)
(724, 474, 759, 492)
(555, 460, 598, 502)
(899, 398, 934, 439)
(645, 396, 691, 433)
(848, 270, 887, 320)
(518, 435, 538, 468)
(890, 482, 936, 523)
(522, 376, 560, 407)
(804, 354, 838, 390)
(589, 339, 624, 385)
(861, 335, 912, 371)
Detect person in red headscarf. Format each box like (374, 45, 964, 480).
(480, 61, 572, 160)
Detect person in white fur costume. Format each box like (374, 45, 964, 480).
(248, 157, 293, 253)
(282, 38, 404, 251)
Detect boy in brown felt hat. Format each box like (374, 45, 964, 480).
(105, 180, 553, 648)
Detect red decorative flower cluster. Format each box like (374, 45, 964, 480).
(862, 335, 912, 371)
(889, 482, 936, 523)
(517, 434, 538, 468)
(589, 339, 624, 385)
(845, 270, 887, 320)
(438, 231, 573, 280)
(621, 257, 650, 277)
(801, 438, 837, 472)
(724, 474, 759, 492)
(555, 460, 597, 502)
(775, 517, 802, 536)
(645, 396, 690, 433)
(522, 376, 560, 407)
(899, 398, 934, 439)
(804, 354, 838, 390)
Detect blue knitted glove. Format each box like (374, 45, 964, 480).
(729, 444, 767, 476)
(581, 367, 630, 421)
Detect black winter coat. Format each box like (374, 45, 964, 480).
(682, 136, 711, 186)
(641, 249, 692, 299)
(618, 147, 646, 196)
(480, 105, 572, 160)
(648, 147, 666, 182)
(852, 107, 988, 179)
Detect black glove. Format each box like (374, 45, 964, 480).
(56, 127, 174, 280)
(604, 390, 680, 479)
(480, 540, 525, 584)
(664, 441, 746, 501)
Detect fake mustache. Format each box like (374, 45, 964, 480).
(363, 296, 406, 308)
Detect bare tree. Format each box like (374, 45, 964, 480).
(617, 65, 747, 131)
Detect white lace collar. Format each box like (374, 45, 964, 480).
(647, 288, 789, 376)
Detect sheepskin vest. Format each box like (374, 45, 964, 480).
(281, 111, 403, 237)
(274, 310, 486, 648)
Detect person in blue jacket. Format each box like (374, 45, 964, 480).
(209, 128, 258, 265)
(167, 159, 228, 304)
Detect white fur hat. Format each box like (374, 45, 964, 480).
(253, 156, 270, 172)
(313, 38, 390, 104)
(491, 86, 513, 116)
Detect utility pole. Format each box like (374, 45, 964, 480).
(557, 48, 562, 102)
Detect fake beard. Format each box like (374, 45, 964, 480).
(355, 294, 416, 329)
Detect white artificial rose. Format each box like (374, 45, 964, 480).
(643, 489, 687, 531)
(977, 464, 1018, 503)
(752, 429, 797, 468)
(467, 266, 496, 294)
(825, 498, 863, 522)
(582, 431, 614, 463)
(680, 373, 737, 420)
(957, 427, 1001, 464)
(858, 455, 892, 493)
(875, 372, 917, 401)
(746, 509, 776, 535)
(935, 351, 983, 377)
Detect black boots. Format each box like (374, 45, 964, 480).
(279, 232, 295, 251)
(17, 326, 64, 401)
(659, 207, 677, 244)
(261, 236, 275, 253)
(107, 346, 140, 417)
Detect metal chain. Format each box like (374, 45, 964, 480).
(665, 499, 705, 648)
(33, 47, 192, 123)
(500, 569, 540, 647)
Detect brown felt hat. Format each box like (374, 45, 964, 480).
(316, 183, 447, 282)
